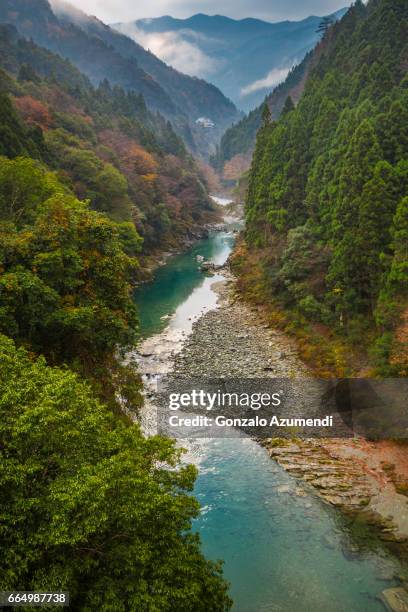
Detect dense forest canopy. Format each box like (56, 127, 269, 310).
(237, 0, 408, 375)
(0, 24, 217, 253)
(0, 0, 240, 157)
(0, 17, 231, 609)
(0, 335, 231, 610)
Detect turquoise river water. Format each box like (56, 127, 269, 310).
(134, 228, 403, 611)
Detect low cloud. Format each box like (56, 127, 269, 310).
(240, 66, 293, 96)
(115, 24, 218, 77)
(50, 0, 89, 23)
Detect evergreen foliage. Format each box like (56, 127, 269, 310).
(0, 335, 231, 611)
(212, 54, 312, 172)
(0, 23, 231, 608)
(243, 0, 408, 373)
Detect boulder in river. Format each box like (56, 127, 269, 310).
(381, 587, 408, 612)
(200, 260, 216, 271)
(200, 260, 224, 272)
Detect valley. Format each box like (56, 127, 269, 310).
(133, 197, 408, 611)
(0, 0, 407, 609)
(115, 10, 347, 111)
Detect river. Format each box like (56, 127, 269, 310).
(134, 200, 403, 611)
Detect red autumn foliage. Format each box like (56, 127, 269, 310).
(223, 154, 251, 181)
(98, 130, 158, 176)
(46, 86, 92, 122)
(14, 95, 53, 129)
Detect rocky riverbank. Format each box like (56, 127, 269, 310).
(262, 438, 408, 552)
(137, 194, 238, 282)
(171, 269, 408, 564)
(173, 271, 307, 378)
(138, 227, 211, 282)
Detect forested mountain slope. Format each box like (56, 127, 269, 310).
(0, 25, 232, 605)
(0, 6, 235, 606)
(0, 47, 231, 612)
(0, 24, 217, 254)
(52, 2, 238, 127)
(212, 53, 313, 176)
(0, 0, 240, 156)
(235, 0, 408, 375)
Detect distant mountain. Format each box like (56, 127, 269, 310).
(0, 22, 218, 253)
(0, 0, 240, 157)
(115, 9, 348, 112)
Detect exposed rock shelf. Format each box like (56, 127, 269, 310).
(261, 437, 408, 551)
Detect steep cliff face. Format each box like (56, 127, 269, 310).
(237, 0, 408, 375)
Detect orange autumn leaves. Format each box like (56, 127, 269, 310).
(14, 96, 52, 130)
(99, 130, 158, 180)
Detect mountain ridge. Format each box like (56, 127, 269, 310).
(0, 0, 240, 157)
(116, 8, 347, 111)
(0, 21, 218, 254)
(212, 51, 313, 176)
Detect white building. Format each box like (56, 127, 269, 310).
(195, 117, 215, 129)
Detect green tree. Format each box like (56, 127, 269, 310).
(328, 119, 383, 315)
(0, 95, 45, 161)
(93, 163, 132, 222)
(0, 335, 232, 611)
(356, 161, 398, 312)
(0, 156, 63, 225)
(17, 63, 40, 83)
(376, 195, 408, 328)
(281, 96, 295, 116)
(261, 102, 271, 125)
(0, 192, 139, 371)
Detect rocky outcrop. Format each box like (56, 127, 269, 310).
(262, 437, 408, 552)
(263, 439, 373, 509)
(381, 587, 408, 612)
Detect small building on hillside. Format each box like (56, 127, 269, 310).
(195, 117, 215, 129)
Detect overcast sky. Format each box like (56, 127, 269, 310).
(64, 0, 349, 24)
